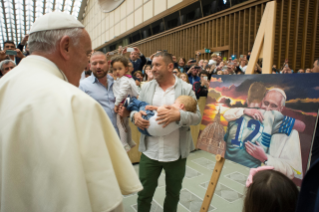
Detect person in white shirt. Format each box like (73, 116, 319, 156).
(112, 55, 140, 152)
(131, 52, 201, 212)
(239, 59, 248, 72)
(208, 53, 218, 66)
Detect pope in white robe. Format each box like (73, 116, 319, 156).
(0, 12, 142, 212)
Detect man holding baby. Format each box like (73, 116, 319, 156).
(130, 52, 201, 212)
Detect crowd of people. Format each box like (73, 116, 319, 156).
(77, 46, 319, 212)
(77, 47, 319, 101)
(1, 11, 319, 212)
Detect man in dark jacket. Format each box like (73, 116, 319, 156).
(187, 66, 201, 85)
(123, 47, 146, 75)
(17, 34, 29, 56)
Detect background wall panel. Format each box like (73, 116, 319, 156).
(99, 0, 319, 71)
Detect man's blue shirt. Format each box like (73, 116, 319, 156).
(79, 74, 119, 134)
(188, 74, 200, 85)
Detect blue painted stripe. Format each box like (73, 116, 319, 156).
(262, 141, 270, 147)
(287, 118, 295, 135)
(279, 116, 295, 135)
(261, 132, 271, 147)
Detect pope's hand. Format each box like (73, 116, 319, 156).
(244, 108, 264, 122)
(156, 105, 181, 128)
(134, 111, 150, 130)
(245, 141, 268, 163)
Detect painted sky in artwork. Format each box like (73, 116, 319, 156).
(202, 74, 319, 130)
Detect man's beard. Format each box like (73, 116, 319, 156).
(93, 70, 107, 79)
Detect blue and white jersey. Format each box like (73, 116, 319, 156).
(224, 109, 295, 168)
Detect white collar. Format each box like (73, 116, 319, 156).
(28, 55, 68, 82)
(155, 75, 178, 86)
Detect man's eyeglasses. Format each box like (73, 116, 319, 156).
(173, 72, 178, 74)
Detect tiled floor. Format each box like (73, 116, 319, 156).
(123, 150, 250, 212)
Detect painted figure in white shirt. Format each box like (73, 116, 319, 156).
(224, 88, 304, 179)
(112, 55, 140, 152)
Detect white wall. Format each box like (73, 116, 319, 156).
(82, 0, 183, 49)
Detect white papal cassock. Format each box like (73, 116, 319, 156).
(0, 55, 143, 212)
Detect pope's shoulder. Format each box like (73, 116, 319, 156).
(1, 62, 100, 109)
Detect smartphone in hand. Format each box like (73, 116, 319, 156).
(127, 48, 134, 52)
(6, 50, 17, 56)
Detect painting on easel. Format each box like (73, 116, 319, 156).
(197, 74, 319, 186)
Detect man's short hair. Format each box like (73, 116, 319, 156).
(0, 59, 16, 71)
(91, 51, 106, 58)
(153, 52, 173, 65)
(316, 58, 319, 65)
(177, 95, 197, 113)
(3, 41, 15, 48)
(247, 82, 267, 104)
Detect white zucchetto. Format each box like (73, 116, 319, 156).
(30, 12, 84, 34)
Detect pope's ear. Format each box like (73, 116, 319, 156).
(59, 35, 71, 60)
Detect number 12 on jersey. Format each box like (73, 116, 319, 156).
(231, 117, 263, 148)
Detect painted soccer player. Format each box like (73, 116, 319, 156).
(223, 82, 304, 172)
